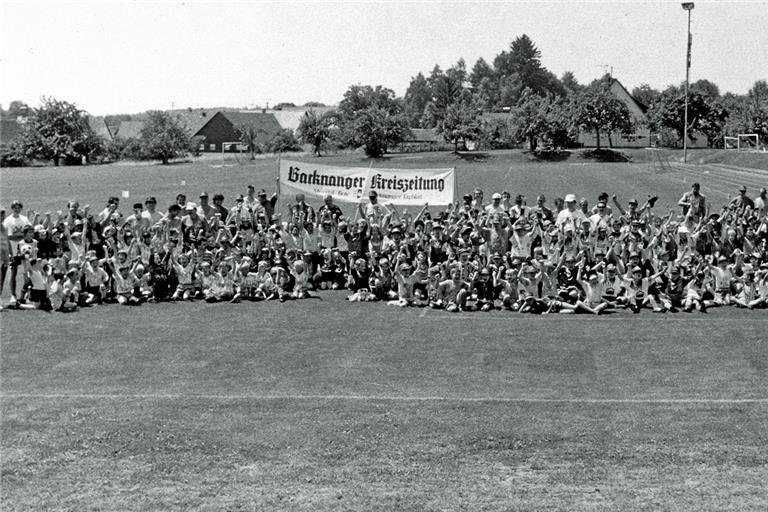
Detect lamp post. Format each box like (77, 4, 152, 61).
(682, 2, 694, 163)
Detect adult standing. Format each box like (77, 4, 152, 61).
(3, 200, 30, 306)
(141, 196, 164, 227)
(256, 187, 278, 225)
(754, 187, 766, 215)
(555, 194, 588, 232)
(678, 182, 707, 222)
(198, 192, 215, 221)
(290, 193, 316, 226)
(484, 193, 506, 216)
(359, 190, 386, 225)
(318, 195, 344, 221)
(728, 185, 754, 212)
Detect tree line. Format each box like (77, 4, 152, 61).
(298, 34, 767, 157)
(0, 100, 304, 167)
(3, 34, 767, 165)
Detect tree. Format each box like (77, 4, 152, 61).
(509, 90, 552, 151)
(420, 69, 467, 128)
(404, 72, 431, 127)
(263, 129, 301, 153)
(273, 102, 296, 110)
(23, 97, 101, 166)
(335, 84, 410, 157)
(631, 84, 662, 108)
(345, 107, 411, 158)
(438, 99, 482, 153)
(572, 85, 633, 149)
(303, 101, 327, 107)
(561, 71, 584, 95)
(689, 79, 720, 99)
(136, 111, 193, 164)
(297, 109, 336, 156)
(469, 57, 495, 92)
(494, 34, 561, 98)
(234, 122, 269, 159)
(3, 100, 30, 118)
(338, 85, 400, 118)
(647, 92, 729, 148)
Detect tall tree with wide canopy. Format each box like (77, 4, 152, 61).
(23, 97, 100, 166)
(572, 84, 634, 149)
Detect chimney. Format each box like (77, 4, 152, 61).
(262, 108, 267, 114)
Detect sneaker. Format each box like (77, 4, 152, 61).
(8, 295, 17, 307)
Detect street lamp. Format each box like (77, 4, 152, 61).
(682, 2, 694, 163)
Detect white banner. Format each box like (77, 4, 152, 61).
(279, 160, 456, 206)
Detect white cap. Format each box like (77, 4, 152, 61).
(492, 193, 502, 200)
(564, 194, 576, 202)
(185, 202, 198, 210)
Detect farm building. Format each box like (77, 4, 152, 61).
(194, 111, 283, 152)
(577, 78, 653, 148)
(87, 117, 114, 140)
(111, 120, 145, 140)
(396, 128, 448, 152)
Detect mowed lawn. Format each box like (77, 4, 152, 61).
(2, 150, 768, 510)
(1, 296, 767, 511)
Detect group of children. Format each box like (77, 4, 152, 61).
(1, 182, 767, 314)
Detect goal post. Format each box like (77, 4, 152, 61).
(724, 134, 760, 151)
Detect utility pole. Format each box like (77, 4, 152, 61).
(682, 3, 694, 163)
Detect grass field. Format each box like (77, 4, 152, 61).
(2, 295, 767, 510)
(2, 150, 768, 510)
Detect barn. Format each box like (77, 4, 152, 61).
(194, 111, 283, 152)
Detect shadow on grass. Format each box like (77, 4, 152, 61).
(526, 150, 572, 162)
(455, 151, 489, 162)
(580, 149, 631, 162)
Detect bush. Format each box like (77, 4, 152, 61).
(0, 141, 26, 167)
(263, 129, 301, 153)
(581, 148, 630, 162)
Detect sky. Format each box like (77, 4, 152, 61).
(1, 0, 767, 115)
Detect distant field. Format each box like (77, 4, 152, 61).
(2, 149, 765, 215)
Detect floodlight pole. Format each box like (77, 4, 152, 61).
(682, 3, 694, 163)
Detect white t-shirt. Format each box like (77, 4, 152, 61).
(3, 214, 30, 253)
(556, 209, 588, 231)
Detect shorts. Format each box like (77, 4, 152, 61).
(30, 288, 47, 303)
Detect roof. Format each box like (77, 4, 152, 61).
(267, 107, 336, 132)
(172, 110, 214, 135)
(219, 111, 283, 135)
(87, 116, 114, 140)
(0, 117, 24, 145)
(112, 120, 144, 139)
(609, 78, 648, 117)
